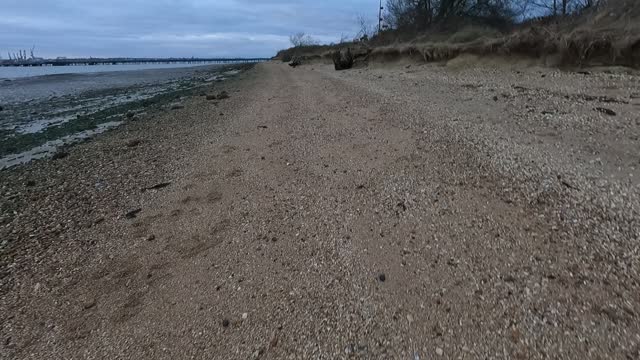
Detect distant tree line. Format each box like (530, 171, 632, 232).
(384, 0, 605, 30)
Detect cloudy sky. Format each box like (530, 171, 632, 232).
(2, 0, 376, 59)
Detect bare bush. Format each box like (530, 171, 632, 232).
(289, 32, 317, 47)
(332, 48, 354, 70)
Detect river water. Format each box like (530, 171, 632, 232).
(0, 63, 244, 169)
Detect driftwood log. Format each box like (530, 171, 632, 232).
(332, 48, 354, 71)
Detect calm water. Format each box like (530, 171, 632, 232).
(0, 62, 222, 80)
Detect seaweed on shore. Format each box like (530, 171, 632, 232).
(0, 63, 254, 159)
(0, 85, 197, 157)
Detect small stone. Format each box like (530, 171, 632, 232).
(146, 234, 156, 241)
(222, 319, 230, 327)
(436, 347, 443, 356)
(83, 299, 96, 310)
(492, 95, 498, 101)
(126, 139, 141, 147)
(242, 312, 248, 320)
(269, 333, 279, 348)
(125, 208, 142, 219)
(378, 273, 386, 282)
(595, 107, 616, 116)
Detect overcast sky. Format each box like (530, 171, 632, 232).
(2, 0, 377, 59)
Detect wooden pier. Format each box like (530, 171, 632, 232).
(0, 57, 269, 67)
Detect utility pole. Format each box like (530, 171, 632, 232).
(378, 0, 384, 34)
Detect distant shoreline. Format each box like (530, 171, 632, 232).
(0, 62, 244, 81)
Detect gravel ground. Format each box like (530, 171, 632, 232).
(1, 61, 639, 359)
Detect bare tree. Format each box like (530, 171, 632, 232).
(356, 14, 375, 40)
(289, 32, 317, 47)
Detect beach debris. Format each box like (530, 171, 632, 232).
(170, 103, 184, 110)
(124, 208, 142, 219)
(142, 182, 172, 192)
(595, 107, 616, 116)
(378, 273, 386, 282)
(332, 48, 354, 71)
(257, 125, 268, 129)
(83, 298, 97, 310)
(217, 91, 229, 99)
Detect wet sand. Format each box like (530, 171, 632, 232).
(1, 61, 639, 359)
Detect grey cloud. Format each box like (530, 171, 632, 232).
(1, 0, 376, 58)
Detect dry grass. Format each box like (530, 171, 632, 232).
(274, 1, 640, 69)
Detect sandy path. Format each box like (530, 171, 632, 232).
(2, 62, 639, 359)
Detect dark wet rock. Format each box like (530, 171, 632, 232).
(217, 91, 229, 99)
(595, 107, 616, 116)
(126, 139, 141, 147)
(146, 234, 156, 241)
(257, 125, 268, 129)
(125, 208, 142, 219)
(170, 103, 184, 110)
(493, 96, 499, 101)
(378, 273, 386, 282)
(206, 94, 217, 100)
(126, 111, 135, 119)
(222, 319, 230, 327)
(51, 151, 69, 160)
(25, 180, 36, 187)
(0, 106, 3, 111)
